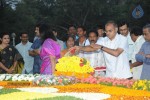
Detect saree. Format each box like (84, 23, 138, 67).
(0, 45, 24, 74)
(40, 39, 61, 75)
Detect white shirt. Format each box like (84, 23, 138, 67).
(131, 36, 145, 79)
(127, 32, 134, 60)
(83, 37, 106, 68)
(16, 41, 34, 73)
(96, 34, 132, 78)
(131, 36, 145, 62)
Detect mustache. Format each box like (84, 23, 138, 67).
(90, 40, 95, 42)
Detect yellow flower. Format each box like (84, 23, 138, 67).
(55, 56, 94, 77)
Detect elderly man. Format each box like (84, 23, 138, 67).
(75, 21, 132, 79)
(135, 24, 150, 80)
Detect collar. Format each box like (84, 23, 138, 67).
(108, 33, 119, 42)
(21, 41, 29, 45)
(135, 35, 144, 43)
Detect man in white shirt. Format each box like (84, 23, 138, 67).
(118, 21, 134, 62)
(83, 31, 106, 76)
(76, 21, 132, 79)
(130, 26, 145, 79)
(16, 33, 34, 74)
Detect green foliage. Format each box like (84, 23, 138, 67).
(0, 0, 150, 41)
(0, 88, 21, 95)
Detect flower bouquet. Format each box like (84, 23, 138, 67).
(55, 56, 94, 78)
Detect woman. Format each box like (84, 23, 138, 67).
(61, 35, 75, 57)
(40, 30, 61, 75)
(0, 32, 24, 74)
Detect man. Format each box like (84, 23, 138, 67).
(75, 26, 87, 57)
(76, 21, 132, 79)
(130, 26, 145, 79)
(16, 32, 34, 74)
(135, 24, 150, 80)
(29, 23, 49, 74)
(96, 24, 106, 38)
(75, 26, 87, 46)
(118, 21, 134, 62)
(68, 25, 78, 40)
(52, 29, 64, 50)
(83, 31, 106, 76)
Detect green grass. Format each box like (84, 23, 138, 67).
(0, 88, 21, 95)
(32, 96, 83, 100)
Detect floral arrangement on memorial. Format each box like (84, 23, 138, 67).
(0, 74, 38, 81)
(55, 56, 94, 78)
(77, 76, 136, 88)
(132, 80, 150, 91)
(33, 75, 76, 86)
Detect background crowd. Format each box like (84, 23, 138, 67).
(0, 20, 150, 80)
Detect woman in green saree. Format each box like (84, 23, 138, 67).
(0, 32, 24, 74)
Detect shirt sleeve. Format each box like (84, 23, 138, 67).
(144, 57, 150, 65)
(118, 36, 128, 52)
(135, 42, 150, 64)
(135, 53, 144, 62)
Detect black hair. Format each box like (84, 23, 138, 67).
(68, 25, 76, 29)
(88, 30, 98, 37)
(77, 26, 86, 31)
(41, 30, 57, 44)
(35, 23, 49, 34)
(52, 28, 57, 32)
(64, 34, 75, 42)
(96, 24, 104, 30)
(130, 26, 142, 36)
(0, 32, 10, 44)
(0, 32, 10, 39)
(118, 20, 129, 28)
(20, 32, 28, 37)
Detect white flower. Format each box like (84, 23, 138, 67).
(0, 74, 6, 81)
(28, 77, 34, 81)
(12, 76, 18, 81)
(36, 80, 39, 85)
(52, 79, 56, 83)
(5, 75, 12, 81)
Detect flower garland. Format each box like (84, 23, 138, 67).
(33, 75, 76, 86)
(78, 76, 136, 88)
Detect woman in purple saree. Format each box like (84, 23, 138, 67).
(40, 30, 61, 75)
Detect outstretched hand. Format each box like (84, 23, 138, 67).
(69, 46, 81, 54)
(90, 44, 101, 49)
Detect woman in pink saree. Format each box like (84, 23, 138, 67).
(40, 30, 61, 75)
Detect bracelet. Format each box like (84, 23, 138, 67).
(101, 46, 104, 50)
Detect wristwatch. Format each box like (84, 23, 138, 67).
(101, 46, 104, 50)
